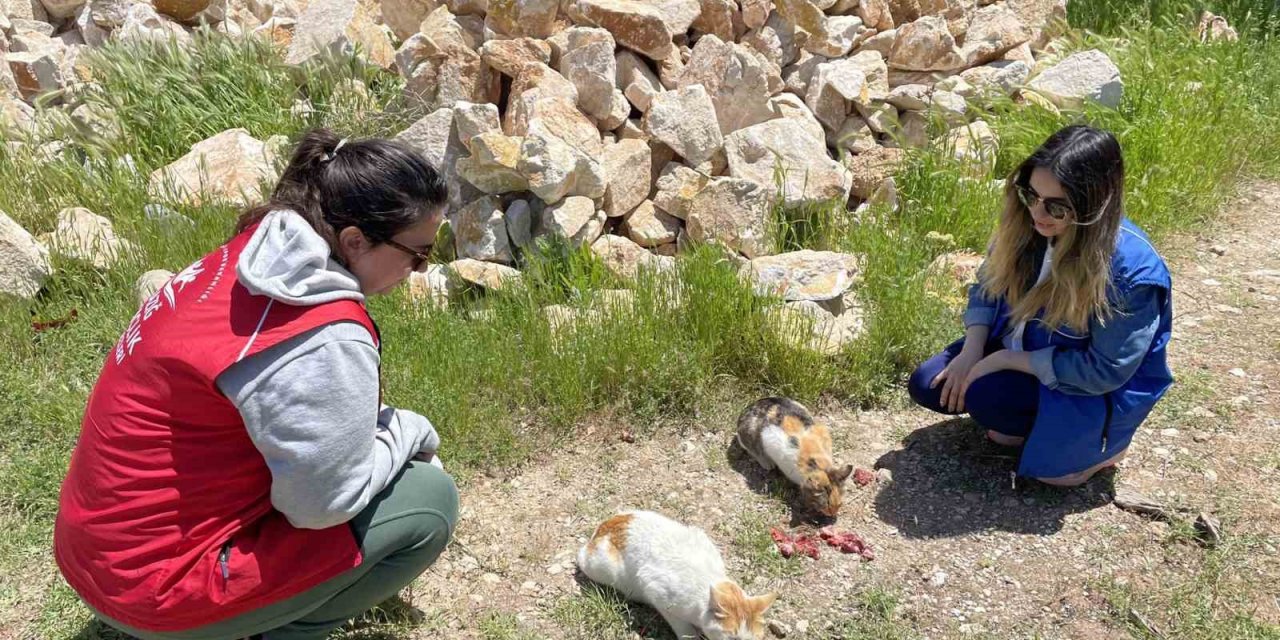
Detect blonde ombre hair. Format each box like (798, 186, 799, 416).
(981, 126, 1126, 332)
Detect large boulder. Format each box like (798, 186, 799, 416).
(805, 58, 869, 131)
(602, 138, 652, 217)
(396, 107, 479, 211)
(590, 233, 674, 278)
(42, 207, 136, 270)
(448, 258, 521, 291)
(285, 0, 394, 69)
(381, 0, 439, 41)
(480, 37, 552, 77)
(615, 50, 663, 112)
(453, 195, 514, 263)
(149, 129, 281, 207)
(844, 145, 906, 199)
(643, 84, 723, 167)
(1026, 49, 1123, 109)
(744, 250, 863, 302)
(454, 132, 527, 194)
(684, 177, 773, 258)
(563, 0, 674, 61)
(485, 0, 558, 38)
(677, 35, 776, 136)
(0, 211, 52, 299)
(1007, 0, 1067, 50)
(135, 269, 174, 305)
(959, 3, 1030, 67)
(888, 15, 964, 72)
(621, 200, 681, 246)
(959, 60, 1031, 98)
(652, 162, 710, 220)
(724, 118, 851, 207)
(558, 27, 629, 124)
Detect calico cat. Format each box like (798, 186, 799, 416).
(577, 510, 776, 640)
(736, 397, 853, 518)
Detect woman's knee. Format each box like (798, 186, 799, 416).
(375, 463, 459, 552)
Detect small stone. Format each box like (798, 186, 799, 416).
(1152, 447, 1172, 458)
(1159, 428, 1180, 438)
(406, 265, 450, 307)
(943, 120, 999, 176)
(1228, 368, 1246, 378)
(1209, 245, 1227, 256)
(768, 619, 790, 637)
(0, 211, 53, 300)
(1191, 430, 1211, 443)
(1203, 469, 1218, 483)
(505, 199, 533, 248)
(744, 250, 863, 302)
(794, 620, 809, 634)
(135, 269, 174, 305)
(928, 570, 948, 587)
(448, 258, 521, 291)
(452, 195, 513, 264)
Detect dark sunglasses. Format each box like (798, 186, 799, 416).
(384, 238, 434, 272)
(1017, 184, 1075, 221)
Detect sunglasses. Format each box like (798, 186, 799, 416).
(384, 238, 434, 272)
(1016, 184, 1075, 221)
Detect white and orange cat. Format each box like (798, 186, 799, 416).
(736, 397, 853, 518)
(576, 510, 776, 640)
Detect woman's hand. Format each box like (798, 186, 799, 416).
(932, 346, 985, 413)
(960, 351, 1013, 401)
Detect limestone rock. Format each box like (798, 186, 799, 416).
(805, 58, 868, 131)
(381, 0, 439, 40)
(930, 88, 966, 123)
(406, 263, 451, 307)
(888, 15, 964, 72)
(153, 0, 210, 21)
(857, 101, 898, 133)
(0, 211, 52, 299)
(564, 0, 674, 60)
(483, 0, 557, 37)
(739, 0, 768, 29)
(804, 14, 869, 58)
(455, 132, 527, 194)
(398, 8, 495, 112)
(573, 209, 607, 247)
(725, 118, 851, 206)
(959, 61, 1026, 99)
(621, 200, 680, 246)
(1026, 49, 1123, 109)
(149, 129, 280, 206)
(652, 162, 710, 220)
(677, 35, 775, 135)
(115, 3, 192, 45)
(928, 249, 983, 285)
(643, 84, 723, 167)
(768, 93, 826, 143)
(480, 37, 551, 77)
(616, 50, 662, 112)
(520, 119, 607, 203)
(590, 233, 674, 278)
(396, 108, 476, 211)
(942, 119, 998, 175)
(40, 0, 87, 20)
(43, 207, 135, 270)
(6, 48, 65, 101)
(1198, 10, 1238, 43)
(861, 28, 898, 56)
(559, 27, 626, 123)
(285, 0, 394, 69)
(540, 195, 596, 239)
(745, 250, 862, 301)
(831, 116, 877, 155)
(844, 145, 905, 199)
(768, 294, 865, 355)
(453, 195, 513, 263)
(648, 0, 701, 35)
(453, 101, 501, 150)
(887, 83, 931, 110)
(602, 138, 651, 217)
(960, 3, 1029, 66)
(135, 269, 174, 305)
(504, 199, 533, 248)
(684, 177, 772, 258)
(448, 258, 520, 290)
(855, 0, 893, 31)
(1007, 0, 1066, 50)
(692, 0, 734, 41)
(773, 0, 829, 45)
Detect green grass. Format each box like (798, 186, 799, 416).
(550, 583, 672, 640)
(826, 588, 919, 640)
(4, 0, 1280, 636)
(1101, 534, 1280, 640)
(478, 612, 548, 640)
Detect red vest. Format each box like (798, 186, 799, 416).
(54, 225, 377, 631)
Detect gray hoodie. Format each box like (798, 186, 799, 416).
(215, 210, 441, 530)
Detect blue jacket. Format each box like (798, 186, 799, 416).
(964, 219, 1174, 478)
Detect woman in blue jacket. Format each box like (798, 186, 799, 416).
(908, 125, 1174, 486)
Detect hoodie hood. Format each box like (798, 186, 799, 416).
(236, 209, 365, 305)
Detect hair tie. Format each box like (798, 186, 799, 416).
(323, 138, 349, 163)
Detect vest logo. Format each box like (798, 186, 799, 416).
(115, 258, 206, 365)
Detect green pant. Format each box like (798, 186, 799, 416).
(93, 461, 458, 640)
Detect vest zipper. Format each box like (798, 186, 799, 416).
(218, 540, 232, 582)
(1101, 393, 1114, 453)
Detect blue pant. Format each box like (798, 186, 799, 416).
(908, 339, 1040, 438)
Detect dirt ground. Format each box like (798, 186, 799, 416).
(389, 181, 1280, 640)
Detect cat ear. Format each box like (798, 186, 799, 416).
(710, 582, 743, 615)
(752, 592, 777, 612)
(828, 464, 853, 485)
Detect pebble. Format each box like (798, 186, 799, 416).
(928, 570, 948, 587)
(481, 572, 501, 584)
(1187, 406, 1216, 420)
(1204, 469, 1218, 483)
(1228, 368, 1246, 378)
(1230, 395, 1251, 407)
(1152, 447, 1172, 458)
(768, 620, 790, 637)
(795, 620, 809, 634)
(877, 468, 893, 483)
(1202, 278, 1223, 286)
(1209, 245, 1228, 256)
(1214, 304, 1243, 314)
(1160, 428, 1180, 438)
(1192, 431, 1212, 443)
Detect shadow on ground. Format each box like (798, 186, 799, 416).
(873, 418, 1116, 538)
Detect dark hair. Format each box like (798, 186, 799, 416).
(236, 128, 448, 257)
(986, 124, 1126, 331)
(1014, 124, 1125, 227)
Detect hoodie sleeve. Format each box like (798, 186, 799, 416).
(215, 321, 441, 529)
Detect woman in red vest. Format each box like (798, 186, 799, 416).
(54, 129, 459, 639)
